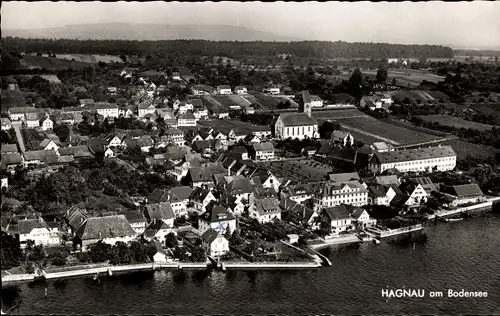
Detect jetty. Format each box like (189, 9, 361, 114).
(366, 224, 423, 238)
(425, 200, 494, 220)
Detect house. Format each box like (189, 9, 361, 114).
(123, 136, 154, 152)
(191, 84, 214, 96)
(368, 184, 398, 206)
(315, 180, 368, 208)
(76, 215, 137, 251)
(152, 240, 169, 263)
(104, 147, 116, 158)
(399, 182, 428, 206)
(172, 72, 181, 80)
(39, 115, 53, 131)
(374, 92, 394, 108)
(201, 229, 229, 257)
(251, 142, 275, 161)
(369, 145, 457, 174)
(191, 187, 217, 213)
(79, 98, 94, 106)
(285, 234, 299, 244)
(107, 133, 126, 147)
(331, 131, 354, 147)
(234, 86, 248, 94)
(168, 186, 193, 218)
(120, 210, 147, 234)
(266, 87, 280, 95)
(16, 217, 60, 248)
(143, 219, 175, 244)
(65, 206, 90, 235)
(226, 196, 245, 216)
(350, 207, 377, 228)
(249, 187, 281, 223)
(320, 205, 354, 235)
(39, 139, 59, 151)
(187, 163, 226, 188)
(245, 134, 261, 144)
(280, 183, 320, 204)
(144, 203, 176, 227)
(217, 85, 232, 95)
(164, 128, 185, 146)
(192, 128, 214, 142)
(177, 112, 197, 127)
(281, 198, 319, 229)
(198, 205, 237, 235)
(94, 103, 119, 118)
(23, 150, 58, 167)
(310, 95, 323, 107)
(1, 118, 12, 130)
(223, 175, 255, 203)
(107, 87, 118, 95)
(406, 177, 438, 195)
(25, 113, 41, 128)
(178, 102, 193, 114)
(57, 145, 93, 160)
(1, 177, 8, 189)
(360, 96, 381, 110)
(230, 146, 249, 160)
(244, 107, 255, 115)
(1, 144, 18, 155)
(449, 184, 484, 207)
(8, 107, 40, 121)
(371, 142, 394, 153)
(138, 102, 156, 118)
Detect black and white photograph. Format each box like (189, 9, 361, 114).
(1, 1, 499, 315)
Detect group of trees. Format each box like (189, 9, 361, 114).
(84, 240, 156, 264)
(3, 38, 454, 60)
(1, 231, 23, 271)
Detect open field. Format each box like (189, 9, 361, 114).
(228, 94, 252, 107)
(54, 54, 123, 63)
(418, 115, 497, 131)
(197, 119, 270, 133)
(432, 139, 500, 162)
(212, 95, 245, 109)
(336, 116, 445, 145)
(20, 55, 90, 70)
(249, 92, 292, 110)
(312, 108, 368, 121)
(470, 103, 500, 115)
(363, 69, 445, 87)
(260, 159, 333, 183)
(201, 96, 230, 113)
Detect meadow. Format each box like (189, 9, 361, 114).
(417, 115, 497, 131)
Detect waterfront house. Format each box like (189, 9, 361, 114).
(331, 131, 354, 147)
(144, 203, 175, 227)
(120, 210, 147, 235)
(143, 219, 175, 244)
(198, 205, 237, 235)
(320, 205, 354, 235)
(449, 184, 485, 207)
(315, 180, 368, 208)
(249, 187, 281, 223)
(350, 207, 376, 228)
(190, 187, 217, 213)
(201, 229, 229, 257)
(15, 217, 60, 248)
(76, 215, 137, 251)
(153, 240, 169, 263)
(399, 181, 428, 205)
(368, 184, 398, 206)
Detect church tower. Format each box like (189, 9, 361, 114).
(300, 90, 312, 117)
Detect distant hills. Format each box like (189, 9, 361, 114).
(2, 23, 303, 42)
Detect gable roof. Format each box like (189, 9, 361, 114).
(201, 228, 222, 244)
(76, 215, 136, 240)
(144, 220, 172, 238)
(169, 186, 193, 201)
(58, 145, 93, 158)
(322, 205, 351, 220)
(255, 197, 280, 216)
(373, 145, 456, 164)
(119, 210, 146, 224)
(253, 142, 274, 152)
(1, 143, 18, 154)
(200, 205, 236, 223)
(190, 187, 213, 202)
(147, 189, 170, 204)
(145, 202, 175, 221)
(1, 152, 23, 166)
(278, 113, 317, 127)
(329, 172, 360, 183)
(18, 218, 50, 234)
(452, 184, 483, 198)
(226, 176, 255, 195)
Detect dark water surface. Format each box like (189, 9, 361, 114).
(2, 213, 500, 315)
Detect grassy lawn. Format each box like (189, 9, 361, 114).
(417, 115, 496, 131)
(262, 159, 333, 182)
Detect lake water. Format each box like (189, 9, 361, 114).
(2, 212, 500, 315)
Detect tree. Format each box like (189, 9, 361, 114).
(48, 251, 68, 266)
(26, 244, 47, 268)
(110, 241, 132, 265)
(376, 67, 388, 83)
(53, 124, 71, 142)
(88, 240, 113, 263)
(130, 241, 149, 263)
(349, 69, 363, 88)
(0, 231, 22, 270)
(392, 78, 397, 86)
(318, 121, 340, 139)
(190, 246, 206, 262)
(165, 232, 178, 248)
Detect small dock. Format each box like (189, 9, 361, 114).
(425, 201, 493, 220)
(366, 224, 423, 239)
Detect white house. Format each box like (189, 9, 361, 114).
(369, 146, 457, 174)
(138, 102, 157, 118)
(107, 134, 125, 148)
(1, 118, 12, 130)
(320, 206, 354, 235)
(217, 85, 232, 95)
(94, 103, 119, 118)
(198, 206, 237, 235)
(16, 218, 60, 248)
(249, 188, 281, 223)
(399, 182, 428, 206)
(178, 102, 193, 114)
(315, 181, 368, 208)
(191, 188, 217, 213)
(76, 215, 137, 251)
(201, 229, 229, 257)
(39, 116, 53, 131)
(145, 203, 176, 227)
(266, 87, 280, 95)
(350, 208, 377, 228)
(121, 211, 148, 235)
(368, 184, 397, 206)
(310, 95, 323, 107)
(331, 130, 354, 147)
(25, 113, 40, 128)
(168, 186, 193, 218)
(252, 142, 275, 161)
(449, 184, 485, 207)
(234, 86, 248, 94)
(177, 112, 197, 127)
(143, 219, 175, 244)
(164, 128, 185, 146)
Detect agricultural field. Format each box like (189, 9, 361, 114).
(197, 119, 270, 133)
(417, 115, 497, 131)
(55, 54, 123, 63)
(470, 103, 500, 115)
(20, 55, 89, 70)
(211, 95, 247, 109)
(364, 69, 445, 88)
(312, 108, 368, 121)
(201, 96, 230, 112)
(261, 159, 333, 183)
(248, 92, 293, 111)
(336, 116, 445, 145)
(434, 139, 500, 162)
(228, 94, 253, 107)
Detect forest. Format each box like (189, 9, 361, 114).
(2, 37, 454, 60)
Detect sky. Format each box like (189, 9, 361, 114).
(2, 1, 500, 49)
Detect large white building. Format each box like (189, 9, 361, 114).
(369, 145, 457, 174)
(16, 218, 60, 248)
(94, 103, 119, 118)
(217, 85, 232, 95)
(315, 181, 368, 208)
(275, 91, 318, 140)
